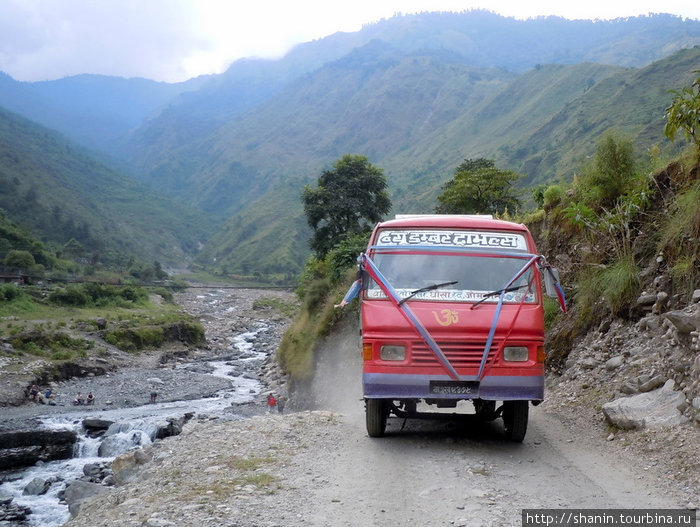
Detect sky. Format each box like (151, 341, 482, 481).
(1, 0, 699, 83)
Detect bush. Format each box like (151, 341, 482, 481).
(0, 284, 22, 302)
(119, 286, 147, 303)
(150, 287, 174, 303)
(577, 133, 636, 207)
(48, 286, 90, 306)
(542, 185, 567, 211)
(575, 254, 640, 323)
(326, 232, 369, 283)
(104, 327, 164, 352)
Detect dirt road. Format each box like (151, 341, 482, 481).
(288, 316, 684, 526)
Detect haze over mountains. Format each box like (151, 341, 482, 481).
(1, 11, 700, 281)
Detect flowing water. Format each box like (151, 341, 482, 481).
(0, 327, 269, 527)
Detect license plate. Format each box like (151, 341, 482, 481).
(429, 381, 479, 395)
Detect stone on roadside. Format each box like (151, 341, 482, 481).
(691, 289, 700, 304)
(663, 310, 700, 335)
(602, 380, 688, 430)
(605, 355, 625, 370)
(636, 293, 656, 307)
(639, 375, 666, 393)
(579, 357, 598, 370)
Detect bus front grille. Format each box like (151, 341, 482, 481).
(410, 341, 495, 368)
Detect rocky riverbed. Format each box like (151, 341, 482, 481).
(0, 286, 297, 526)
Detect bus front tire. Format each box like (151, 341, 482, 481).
(502, 400, 528, 442)
(366, 398, 388, 437)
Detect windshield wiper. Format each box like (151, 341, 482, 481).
(470, 284, 529, 310)
(398, 281, 458, 306)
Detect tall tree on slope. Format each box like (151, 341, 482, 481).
(302, 155, 391, 258)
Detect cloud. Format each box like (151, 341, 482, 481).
(0, 0, 208, 82)
(1, 0, 699, 83)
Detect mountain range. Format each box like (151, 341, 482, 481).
(1, 11, 699, 281)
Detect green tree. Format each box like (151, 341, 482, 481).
(4, 250, 35, 271)
(435, 158, 521, 215)
(62, 238, 84, 260)
(664, 71, 700, 160)
(302, 155, 391, 257)
(580, 133, 636, 207)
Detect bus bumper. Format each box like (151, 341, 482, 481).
(362, 372, 544, 401)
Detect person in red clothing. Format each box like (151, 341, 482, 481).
(266, 393, 277, 413)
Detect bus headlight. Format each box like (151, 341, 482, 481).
(503, 346, 529, 362)
(380, 345, 406, 361)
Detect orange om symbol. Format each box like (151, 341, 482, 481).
(433, 309, 459, 326)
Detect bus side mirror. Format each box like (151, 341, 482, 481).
(544, 268, 561, 298)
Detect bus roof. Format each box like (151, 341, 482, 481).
(377, 214, 529, 233)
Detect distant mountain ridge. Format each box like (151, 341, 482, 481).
(1, 11, 700, 281)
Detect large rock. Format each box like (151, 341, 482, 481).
(663, 310, 700, 334)
(0, 429, 77, 470)
(111, 448, 152, 486)
(602, 380, 689, 430)
(22, 477, 52, 496)
(63, 479, 109, 516)
(82, 418, 114, 434)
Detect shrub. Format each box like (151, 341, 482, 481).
(542, 185, 567, 211)
(326, 232, 369, 283)
(48, 286, 90, 306)
(577, 133, 636, 207)
(0, 284, 22, 302)
(600, 255, 640, 316)
(150, 287, 174, 303)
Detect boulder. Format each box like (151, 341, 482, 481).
(638, 375, 666, 393)
(22, 477, 51, 496)
(112, 448, 152, 486)
(663, 310, 700, 334)
(63, 479, 109, 516)
(602, 380, 688, 430)
(82, 463, 102, 478)
(636, 293, 656, 307)
(605, 355, 625, 371)
(0, 429, 77, 470)
(155, 416, 186, 439)
(82, 418, 114, 433)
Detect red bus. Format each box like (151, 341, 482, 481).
(343, 215, 565, 441)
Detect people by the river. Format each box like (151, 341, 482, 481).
(73, 392, 85, 406)
(277, 395, 286, 414)
(266, 393, 276, 413)
(28, 384, 39, 402)
(150, 391, 157, 403)
(86, 392, 95, 405)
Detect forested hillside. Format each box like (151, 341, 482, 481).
(189, 47, 700, 280)
(0, 107, 216, 267)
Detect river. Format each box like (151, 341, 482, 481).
(0, 287, 294, 527)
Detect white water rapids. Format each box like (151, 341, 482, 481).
(0, 326, 268, 527)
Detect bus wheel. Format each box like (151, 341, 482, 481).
(502, 400, 528, 442)
(366, 399, 388, 437)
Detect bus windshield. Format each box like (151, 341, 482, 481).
(367, 252, 536, 304)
